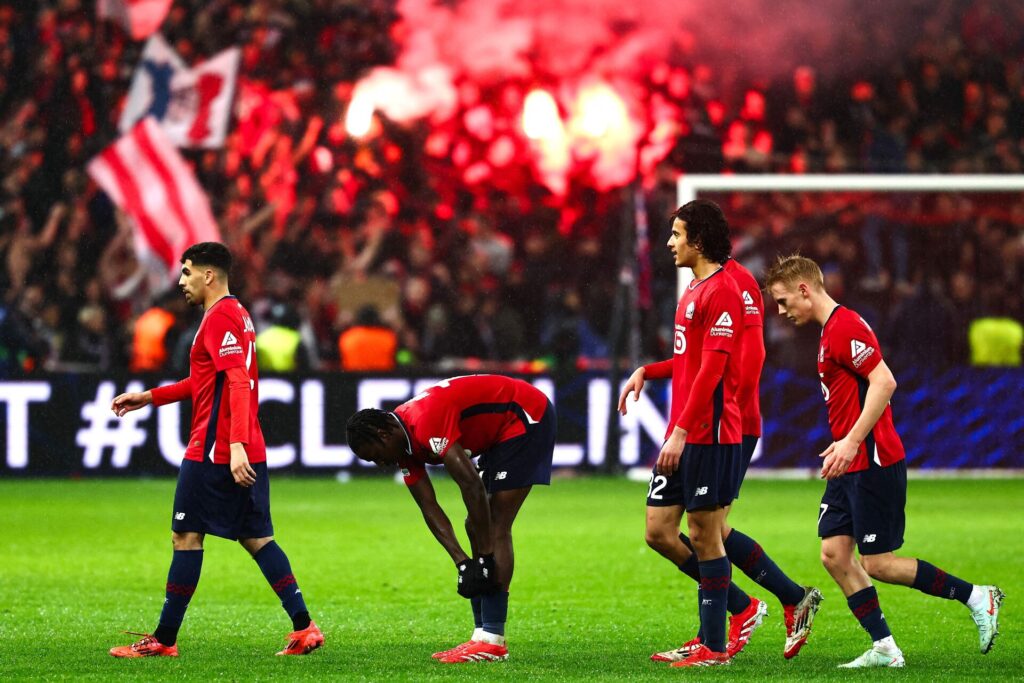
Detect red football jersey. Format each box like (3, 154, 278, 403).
(183, 296, 266, 464)
(668, 268, 743, 444)
(723, 257, 764, 437)
(393, 375, 549, 485)
(818, 306, 905, 472)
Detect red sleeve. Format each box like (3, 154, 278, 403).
(412, 406, 461, 460)
(203, 311, 248, 371)
(642, 360, 673, 379)
(225, 366, 251, 445)
(400, 458, 428, 486)
(151, 378, 191, 406)
(676, 349, 727, 432)
(835, 316, 883, 377)
(736, 325, 765, 406)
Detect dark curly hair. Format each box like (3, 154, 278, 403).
(346, 408, 394, 458)
(671, 199, 732, 264)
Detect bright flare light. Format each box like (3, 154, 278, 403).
(345, 87, 375, 138)
(522, 89, 563, 141)
(572, 83, 628, 139)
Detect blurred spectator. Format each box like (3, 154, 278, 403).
(338, 305, 397, 371)
(256, 301, 314, 372)
(129, 291, 182, 373)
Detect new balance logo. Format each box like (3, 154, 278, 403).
(715, 312, 733, 327)
(701, 599, 712, 606)
(174, 512, 185, 520)
(495, 471, 508, 480)
(696, 486, 709, 495)
(221, 331, 238, 346)
(862, 534, 877, 543)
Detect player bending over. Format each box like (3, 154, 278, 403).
(346, 374, 556, 664)
(765, 254, 1003, 668)
(108, 243, 323, 658)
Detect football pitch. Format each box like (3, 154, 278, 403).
(1, 475, 1019, 681)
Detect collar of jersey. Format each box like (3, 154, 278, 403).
(390, 412, 413, 456)
(687, 265, 723, 290)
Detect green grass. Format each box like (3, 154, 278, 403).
(0, 475, 1019, 681)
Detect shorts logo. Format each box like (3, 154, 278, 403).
(862, 533, 876, 543)
(174, 512, 185, 520)
(429, 437, 449, 455)
(685, 301, 695, 319)
(696, 486, 709, 495)
(495, 471, 507, 480)
(850, 339, 875, 367)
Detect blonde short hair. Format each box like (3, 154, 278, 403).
(763, 254, 824, 291)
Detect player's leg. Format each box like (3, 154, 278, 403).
(675, 504, 732, 667)
(821, 474, 903, 668)
(854, 460, 1002, 653)
(438, 406, 554, 664)
(239, 464, 322, 656)
(110, 459, 207, 658)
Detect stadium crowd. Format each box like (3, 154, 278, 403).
(1, 0, 1023, 375)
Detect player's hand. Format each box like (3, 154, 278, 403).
(475, 553, 499, 594)
(656, 428, 686, 475)
(230, 443, 257, 487)
(819, 438, 857, 480)
(111, 391, 152, 417)
(618, 368, 646, 415)
(456, 557, 476, 598)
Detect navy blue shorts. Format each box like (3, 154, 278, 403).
(734, 435, 759, 498)
(818, 460, 906, 555)
(646, 443, 743, 511)
(172, 458, 274, 541)
(478, 400, 556, 494)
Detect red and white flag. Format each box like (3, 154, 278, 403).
(119, 34, 240, 148)
(87, 118, 221, 283)
(97, 0, 173, 41)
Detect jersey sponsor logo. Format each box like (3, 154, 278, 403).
(742, 291, 760, 316)
(850, 339, 875, 367)
(429, 437, 449, 455)
(685, 301, 695, 319)
(742, 291, 754, 305)
(219, 330, 243, 357)
(674, 324, 687, 354)
(709, 311, 734, 337)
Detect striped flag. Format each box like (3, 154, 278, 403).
(97, 0, 173, 41)
(87, 118, 221, 284)
(119, 34, 240, 148)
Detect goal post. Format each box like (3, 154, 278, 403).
(675, 174, 1024, 294)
